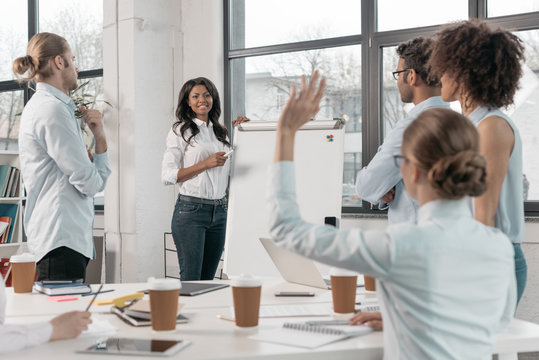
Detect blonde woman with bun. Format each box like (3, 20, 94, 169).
(268, 72, 515, 359)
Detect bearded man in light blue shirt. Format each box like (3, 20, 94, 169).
(355, 37, 449, 224)
(13, 33, 111, 281)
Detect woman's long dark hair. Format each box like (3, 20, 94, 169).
(173, 77, 230, 147)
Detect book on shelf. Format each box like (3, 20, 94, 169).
(3, 167, 13, 197)
(12, 172, 21, 198)
(0, 217, 11, 244)
(0, 204, 18, 244)
(249, 321, 373, 349)
(0, 165, 11, 197)
(111, 300, 188, 327)
(34, 281, 92, 295)
(6, 168, 19, 198)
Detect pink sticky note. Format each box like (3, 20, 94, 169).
(48, 295, 78, 302)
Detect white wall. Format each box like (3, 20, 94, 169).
(103, 0, 223, 282)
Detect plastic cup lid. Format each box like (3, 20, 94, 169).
(231, 274, 261, 287)
(147, 277, 181, 290)
(329, 267, 358, 277)
(10, 253, 36, 263)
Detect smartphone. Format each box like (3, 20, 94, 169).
(274, 291, 315, 297)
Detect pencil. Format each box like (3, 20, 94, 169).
(217, 314, 235, 322)
(85, 284, 104, 312)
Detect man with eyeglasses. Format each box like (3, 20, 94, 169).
(355, 37, 449, 225)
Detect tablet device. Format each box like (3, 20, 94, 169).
(78, 338, 191, 357)
(181, 282, 229, 296)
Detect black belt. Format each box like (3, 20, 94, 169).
(179, 195, 227, 206)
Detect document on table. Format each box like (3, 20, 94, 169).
(249, 322, 372, 348)
(230, 303, 332, 318)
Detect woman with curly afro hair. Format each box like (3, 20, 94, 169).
(430, 19, 526, 304)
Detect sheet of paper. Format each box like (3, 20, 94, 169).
(230, 303, 332, 318)
(80, 317, 117, 338)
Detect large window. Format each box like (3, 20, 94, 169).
(0, 0, 103, 152)
(226, 1, 539, 214)
(226, 0, 539, 213)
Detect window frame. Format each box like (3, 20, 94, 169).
(0, 0, 104, 105)
(226, 0, 539, 216)
(0, 0, 104, 210)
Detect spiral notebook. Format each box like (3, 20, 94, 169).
(248, 322, 372, 349)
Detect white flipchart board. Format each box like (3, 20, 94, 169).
(223, 120, 345, 277)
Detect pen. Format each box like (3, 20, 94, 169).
(217, 314, 235, 322)
(85, 284, 104, 312)
(81, 288, 115, 296)
(305, 320, 350, 326)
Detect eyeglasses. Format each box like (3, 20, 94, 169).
(392, 69, 411, 80)
(392, 154, 407, 168)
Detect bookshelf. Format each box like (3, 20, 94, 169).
(0, 152, 25, 258)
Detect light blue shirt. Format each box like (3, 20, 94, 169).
(269, 161, 515, 360)
(355, 96, 449, 224)
(468, 106, 524, 244)
(19, 82, 111, 261)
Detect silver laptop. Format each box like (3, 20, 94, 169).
(259, 238, 330, 289)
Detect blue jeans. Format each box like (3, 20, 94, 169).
(171, 195, 227, 281)
(514, 243, 527, 305)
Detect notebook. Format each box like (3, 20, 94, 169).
(34, 281, 92, 295)
(111, 300, 188, 327)
(181, 282, 229, 296)
(249, 322, 372, 348)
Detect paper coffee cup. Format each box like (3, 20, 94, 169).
(231, 274, 262, 328)
(147, 277, 181, 331)
(364, 275, 376, 292)
(10, 253, 36, 293)
(329, 267, 358, 315)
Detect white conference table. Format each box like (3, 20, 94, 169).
(4, 279, 539, 360)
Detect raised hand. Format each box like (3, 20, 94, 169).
(277, 70, 326, 136)
(274, 71, 326, 162)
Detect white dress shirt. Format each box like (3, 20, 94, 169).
(0, 276, 51, 353)
(355, 97, 449, 224)
(19, 82, 111, 262)
(269, 161, 516, 360)
(161, 118, 231, 199)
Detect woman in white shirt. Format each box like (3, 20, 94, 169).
(0, 275, 91, 353)
(161, 77, 248, 280)
(268, 72, 515, 359)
